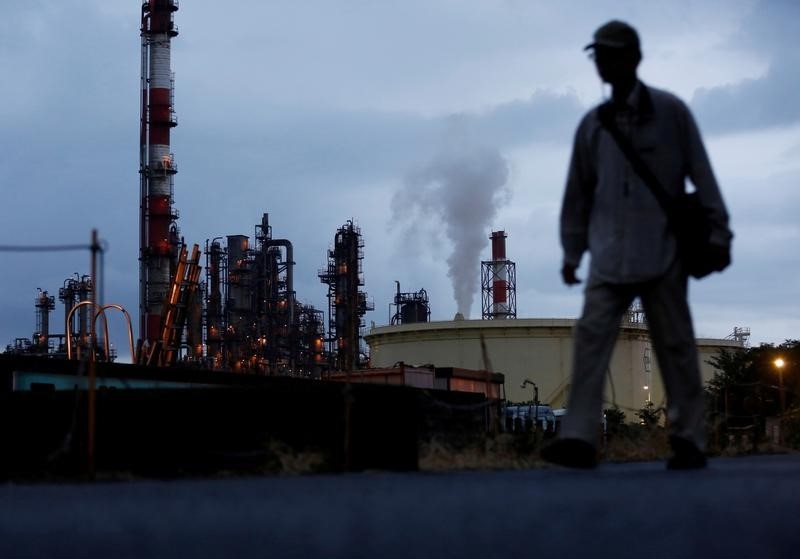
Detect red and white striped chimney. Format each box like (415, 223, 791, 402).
(139, 0, 179, 345)
(490, 231, 509, 317)
(481, 231, 516, 320)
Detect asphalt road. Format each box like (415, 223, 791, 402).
(2, 454, 799, 559)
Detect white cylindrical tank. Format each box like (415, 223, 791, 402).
(366, 318, 744, 413)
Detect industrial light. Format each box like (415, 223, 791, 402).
(774, 358, 785, 369)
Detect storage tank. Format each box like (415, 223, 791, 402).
(365, 318, 744, 410)
(400, 302, 428, 324)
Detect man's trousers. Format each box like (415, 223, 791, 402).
(560, 261, 706, 450)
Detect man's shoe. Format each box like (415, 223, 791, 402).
(667, 436, 707, 470)
(540, 438, 598, 469)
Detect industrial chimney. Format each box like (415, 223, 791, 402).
(481, 230, 517, 320)
(139, 0, 180, 345)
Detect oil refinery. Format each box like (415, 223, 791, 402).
(3, 2, 376, 379)
(1, 7, 797, 557)
(3, 1, 745, 407)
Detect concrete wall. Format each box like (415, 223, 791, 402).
(365, 319, 743, 418)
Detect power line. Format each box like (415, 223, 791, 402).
(0, 244, 92, 253)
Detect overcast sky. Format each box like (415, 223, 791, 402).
(1, 0, 798, 359)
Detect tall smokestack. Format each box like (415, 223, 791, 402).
(481, 230, 516, 320)
(139, 0, 179, 345)
(490, 231, 508, 316)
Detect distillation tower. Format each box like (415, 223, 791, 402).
(390, 282, 430, 325)
(5, 279, 108, 360)
(481, 230, 517, 320)
(33, 289, 55, 352)
(204, 214, 325, 375)
(319, 221, 374, 371)
(58, 274, 93, 352)
(139, 0, 180, 345)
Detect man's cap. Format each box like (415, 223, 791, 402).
(584, 20, 640, 51)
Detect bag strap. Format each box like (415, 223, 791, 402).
(596, 103, 678, 221)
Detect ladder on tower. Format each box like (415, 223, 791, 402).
(149, 243, 202, 367)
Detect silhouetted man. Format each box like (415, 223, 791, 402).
(542, 20, 732, 469)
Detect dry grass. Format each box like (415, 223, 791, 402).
(601, 428, 670, 462)
(263, 441, 328, 475)
(710, 438, 795, 458)
(419, 434, 546, 471)
(419, 428, 676, 472)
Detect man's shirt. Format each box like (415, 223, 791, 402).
(560, 81, 732, 284)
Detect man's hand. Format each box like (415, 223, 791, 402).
(561, 263, 582, 285)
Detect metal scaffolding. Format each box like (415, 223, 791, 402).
(319, 221, 374, 371)
(391, 282, 430, 325)
(481, 231, 517, 320)
(202, 213, 325, 376)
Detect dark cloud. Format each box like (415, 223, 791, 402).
(2, 0, 797, 351)
(692, 56, 800, 133)
(471, 91, 583, 147)
(691, 0, 800, 133)
(176, 89, 582, 193)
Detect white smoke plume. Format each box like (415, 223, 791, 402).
(392, 122, 510, 318)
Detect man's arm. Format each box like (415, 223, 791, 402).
(560, 117, 596, 284)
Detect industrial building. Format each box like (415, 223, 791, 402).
(319, 221, 374, 372)
(366, 317, 745, 412)
(3, 277, 109, 361)
(6, 2, 373, 379)
(366, 231, 747, 412)
(201, 213, 326, 375)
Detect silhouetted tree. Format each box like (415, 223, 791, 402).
(603, 406, 626, 436)
(706, 340, 800, 425)
(635, 401, 661, 428)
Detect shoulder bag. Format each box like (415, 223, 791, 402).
(597, 103, 726, 279)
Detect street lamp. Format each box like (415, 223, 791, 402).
(774, 357, 786, 415)
(521, 379, 539, 431)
